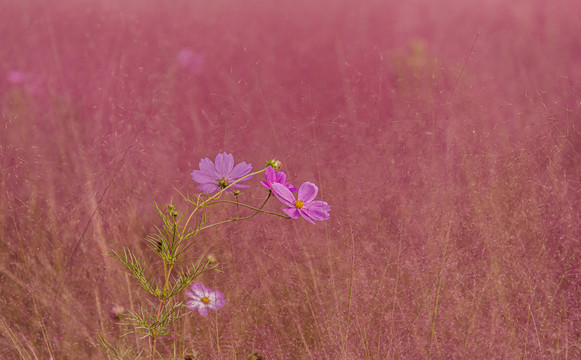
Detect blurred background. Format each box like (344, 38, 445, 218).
(1, 0, 580, 358)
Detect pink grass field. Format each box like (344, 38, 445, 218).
(2, 0, 581, 358)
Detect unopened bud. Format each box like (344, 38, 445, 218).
(110, 304, 125, 321)
(266, 158, 282, 170)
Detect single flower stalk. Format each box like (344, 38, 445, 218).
(186, 283, 225, 316)
(260, 166, 297, 192)
(191, 152, 253, 194)
(271, 182, 330, 224)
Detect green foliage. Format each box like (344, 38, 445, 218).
(122, 299, 186, 338)
(109, 249, 158, 296)
(97, 333, 148, 360)
(99, 199, 217, 359)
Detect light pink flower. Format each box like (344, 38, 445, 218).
(191, 152, 253, 194)
(186, 283, 225, 316)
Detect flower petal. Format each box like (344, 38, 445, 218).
(197, 306, 209, 316)
(274, 170, 287, 184)
(229, 161, 253, 181)
(215, 153, 234, 177)
(302, 200, 330, 221)
(283, 207, 301, 219)
(298, 182, 318, 203)
(191, 169, 215, 184)
(271, 182, 296, 207)
(190, 282, 207, 295)
(298, 210, 316, 224)
(197, 183, 220, 194)
(198, 158, 218, 178)
(264, 166, 276, 183)
(260, 180, 271, 190)
(286, 182, 298, 192)
(211, 290, 226, 309)
(186, 300, 200, 310)
(185, 292, 200, 302)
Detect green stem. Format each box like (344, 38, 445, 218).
(178, 167, 268, 234)
(176, 192, 288, 258)
(204, 200, 287, 218)
(151, 300, 164, 360)
(235, 195, 240, 219)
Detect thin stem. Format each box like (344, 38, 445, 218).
(151, 300, 164, 360)
(176, 192, 287, 258)
(234, 194, 240, 219)
(204, 200, 287, 218)
(152, 220, 180, 359)
(180, 168, 268, 231)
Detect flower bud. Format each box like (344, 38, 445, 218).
(266, 158, 282, 170)
(110, 304, 125, 321)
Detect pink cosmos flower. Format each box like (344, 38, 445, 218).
(260, 166, 297, 192)
(271, 181, 330, 224)
(191, 152, 253, 194)
(7, 70, 43, 95)
(7, 70, 26, 84)
(177, 48, 205, 74)
(186, 283, 225, 316)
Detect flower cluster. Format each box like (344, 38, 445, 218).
(187, 153, 330, 316)
(191, 152, 330, 224)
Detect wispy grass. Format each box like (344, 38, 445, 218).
(2, 0, 581, 358)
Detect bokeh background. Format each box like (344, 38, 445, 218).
(1, 0, 580, 358)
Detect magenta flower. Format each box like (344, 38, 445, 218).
(191, 153, 253, 194)
(260, 166, 297, 192)
(186, 283, 225, 316)
(271, 182, 330, 224)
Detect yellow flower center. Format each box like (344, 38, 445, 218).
(294, 200, 304, 209)
(202, 297, 210, 304)
(218, 179, 228, 189)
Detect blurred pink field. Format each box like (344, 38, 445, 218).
(1, 0, 581, 358)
